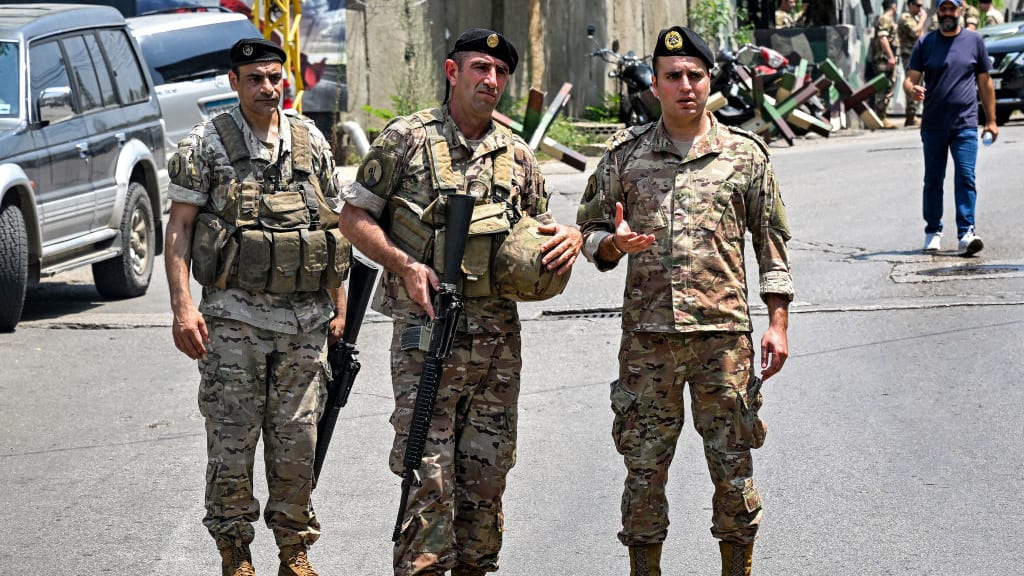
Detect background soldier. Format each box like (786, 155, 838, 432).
(577, 26, 794, 576)
(978, 0, 1005, 25)
(775, 0, 800, 28)
(872, 0, 901, 128)
(164, 38, 347, 576)
(899, 0, 930, 126)
(337, 28, 582, 576)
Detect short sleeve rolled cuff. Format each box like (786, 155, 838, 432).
(168, 181, 207, 206)
(759, 270, 795, 303)
(341, 180, 387, 219)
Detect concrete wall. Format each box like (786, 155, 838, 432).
(345, 0, 687, 129)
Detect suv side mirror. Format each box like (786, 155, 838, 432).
(37, 86, 73, 126)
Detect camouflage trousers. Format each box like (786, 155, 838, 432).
(612, 331, 765, 547)
(198, 316, 328, 549)
(873, 62, 898, 120)
(390, 324, 521, 576)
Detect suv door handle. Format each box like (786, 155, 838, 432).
(76, 142, 90, 159)
(116, 132, 126, 146)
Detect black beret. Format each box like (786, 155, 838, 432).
(652, 26, 714, 70)
(229, 37, 286, 68)
(447, 28, 519, 73)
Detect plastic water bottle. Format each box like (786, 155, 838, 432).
(982, 130, 994, 147)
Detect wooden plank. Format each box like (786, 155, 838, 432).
(492, 110, 587, 172)
(527, 82, 573, 151)
(752, 73, 795, 145)
(818, 58, 885, 129)
(520, 89, 546, 142)
(707, 91, 728, 113)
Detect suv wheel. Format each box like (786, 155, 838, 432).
(0, 203, 29, 332)
(93, 182, 154, 299)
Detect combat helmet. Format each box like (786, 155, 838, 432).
(492, 215, 571, 302)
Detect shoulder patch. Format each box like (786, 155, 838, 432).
(411, 107, 444, 125)
(606, 122, 657, 151)
(724, 125, 771, 158)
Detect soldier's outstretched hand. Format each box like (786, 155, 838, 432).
(613, 202, 657, 254)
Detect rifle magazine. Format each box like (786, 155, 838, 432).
(401, 324, 431, 351)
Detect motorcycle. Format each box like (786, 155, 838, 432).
(586, 24, 660, 126)
(710, 43, 792, 126)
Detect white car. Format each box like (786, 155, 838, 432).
(128, 11, 261, 161)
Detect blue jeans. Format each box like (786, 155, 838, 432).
(920, 127, 978, 239)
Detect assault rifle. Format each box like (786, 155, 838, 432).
(312, 255, 380, 489)
(391, 193, 477, 542)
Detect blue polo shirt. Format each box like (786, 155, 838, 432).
(907, 28, 991, 130)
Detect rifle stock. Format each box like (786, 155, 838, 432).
(392, 193, 476, 542)
(312, 255, 380, 489)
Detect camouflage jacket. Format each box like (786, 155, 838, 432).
(577, 114, 794, 334)
(873, 12, 900, 65)
(342, 106, 551, 334)
(898, 11, 925, 59)
(168, 106, 339, 334)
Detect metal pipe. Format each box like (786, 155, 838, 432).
(338, 120, 370, 159)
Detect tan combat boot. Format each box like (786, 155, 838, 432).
(628, 543, 662, 576)
(719, 541, 754, 576)
(218, 543, 256, 576)
(278, 544, 318, 576)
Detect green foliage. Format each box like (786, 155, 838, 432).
(584, 94, 621, 123)
(360, 93, 427, 122)
(689, 0, 751, 50)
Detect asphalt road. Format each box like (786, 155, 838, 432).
(1, 122, 1022, 575)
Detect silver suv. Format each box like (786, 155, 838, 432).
(127, 11, 261, 162)
(0, 4, 168, 331)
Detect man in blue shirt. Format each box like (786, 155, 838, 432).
(903, 0, 997, 255)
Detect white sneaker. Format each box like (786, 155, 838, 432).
(958, 229, 984, 256)
(923, 232, 942, 253)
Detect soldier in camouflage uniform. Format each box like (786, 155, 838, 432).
(164, 38, 347, 576)
(774, 0, 800, 28)
(899, 0, 930, 126)
(577, 26, 794, 576)
(978, 0, 1005, 25)
(337, 28, 582, 576)
(872, 0, 901, 128)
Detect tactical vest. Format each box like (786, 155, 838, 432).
(386, 109, 568, 301)
(190, 113, 350, 293)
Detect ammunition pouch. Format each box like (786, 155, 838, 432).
(191, 213, 350, 293)
(387, 196, 434, 263)
(460, 202, 509, 298)
(190, 212, 235, 287)
(492, 214, 571, 302)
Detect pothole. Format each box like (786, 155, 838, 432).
(891, 261, 1024, 283)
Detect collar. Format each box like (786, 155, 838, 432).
(649, 111, 725, 160)
(229, 106, 292, 164)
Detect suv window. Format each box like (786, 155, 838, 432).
(84, 34, 120, 108)
(136, 18, 256, 84)
(64, 35, 106, 112)
(29, 40, 74, 124)
(98, 29, 149, 104)
(0, 42, 18, 119)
